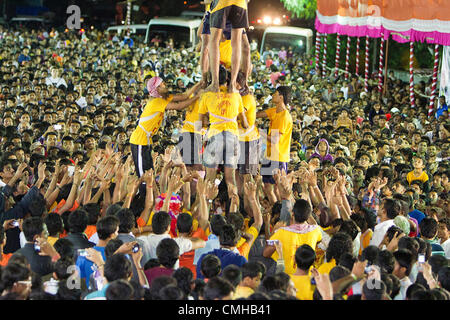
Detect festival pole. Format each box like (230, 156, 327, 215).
(335, 34, 341, 78)
(322, 34, 328, 78)
(409, 41, 416, 108)
(383, 38, 389, 97)
(345, 35, 351, 80)
(364, 35, 369, 93)
(315, 32, 321, 75)
(378, 33, 385, 93)
(126, 0, 132, 37)
(355, 37, 360, 76)
(429, 44, 440, 117)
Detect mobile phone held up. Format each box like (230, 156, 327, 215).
(266, 240, 279, 246)
(132, 243, 140, 253)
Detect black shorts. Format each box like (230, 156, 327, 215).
(178, 131, 203, 166)
(237, 139, 260, 175)
(131, 143, 153, 177)
(202, 11, 232, 39)
(210, 5, 248, 30)
(261, 159, 288, 185)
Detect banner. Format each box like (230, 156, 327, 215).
(315, 0, 450, 45)
(440, 46, 450, 105)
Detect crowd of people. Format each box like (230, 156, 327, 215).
(0, 0, 449, 301)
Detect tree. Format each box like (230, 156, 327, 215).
(280, 0, 317, 20)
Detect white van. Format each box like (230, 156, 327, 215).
(260, 26, 313, 57)
(145, 16, 202, 49)
(106, 24, 148, 40)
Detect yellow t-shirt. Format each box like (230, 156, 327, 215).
(129, 96, 173, 145)
(219, 40, 232, 69)
(269, 225, 322, 274)
(182, 99, 204, 134)
(47, 236, 59, 246)
(233, 285, 254, 299)
(317, 259, 337, 275)
(239, 94, 259, 142)
(406, 170, 429, 185)
(265, 107, 293, 163)
(290, 273, 315, 300)
(236, 226, 259, 259)
(211, 0, 247, 13)
(198, 89, 244, 139)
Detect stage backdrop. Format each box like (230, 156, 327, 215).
(315, 0, 450, 45)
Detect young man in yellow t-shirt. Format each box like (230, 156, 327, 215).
(290, 244, 316, 300)
(198, 67, 248, 199)
(406, 155, 429, 192)
(207, 0, 250, 93)
(263, 199, 322, 275)
(130, 77, 202, 180)
(256, 86, 293, 204)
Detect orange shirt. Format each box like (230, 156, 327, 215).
(84, 225, 97, 240)
(53, 200, 80, 214)
(0, 253, 12, 267)
(179, 227, 208, 278)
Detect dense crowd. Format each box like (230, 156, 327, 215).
(0, 14, 449, 301)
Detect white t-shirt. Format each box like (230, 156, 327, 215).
(440, 238, 450, 258)
(138, 233, 193, 268)
(45, 77, 67, 88)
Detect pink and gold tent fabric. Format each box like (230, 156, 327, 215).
(315, 0, 450, 45)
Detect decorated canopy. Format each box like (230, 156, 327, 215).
(315, 0, 450, 45)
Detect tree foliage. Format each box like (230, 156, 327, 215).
(280, 0, 317, 20)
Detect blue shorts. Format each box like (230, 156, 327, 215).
(202, 11, 232, 40)
(261, 159, 288, 184)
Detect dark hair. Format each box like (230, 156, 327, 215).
(406, 283, 427, 300)
(53, 238, 75, 259)
(105, 238, 124, 258)
(428, 255, 448, 276)
(96, 216, 120, 241)
(28, 194, 47, 217)
(259, 275, 284, 294)
(44, 213, 64, 237)
(202, 277, 234, 300)
(339, 252, 356, 271)
(172, 267, 194, 297)
(241, 261, 264, 281)
(82, 203, 101, 225)
(326, 232, 353, 264)
(22, 216, 44, 242)
(393, 249, 414, 277)
(329, 265, 351, 282)
(294, 244, 316, 271)
(339, 220, 359, 241)
(159, 285, 185, 300)
(200, 254, 221, 279)
(293, 199, 312, 223)
(437, 267, 450, 291)
(53, 257, 75, 280)
(383, 198, 401, 219)
(151, 211, 171, 235)
(68, 209, 89, 233)
(148, 276, 177, 300)
(105, 280, 134, 300)
(104, 253, 132, 283)
(276, 86, 292, 105)
(219, 224, 239, 247)
(210, 214, 227, 236)
(376, 250, 395, 274)
(115, 208, 135, 233)
(176, 213, 193, 234)
(361, 246, 380, 266)
(419, 217, 438, 239)
(221, 264, 242, 287)
(398, 237, 419, 261)
(0, 262, 31, 291)
(156, 238, 179, 269)
(362, 280, 386, 300)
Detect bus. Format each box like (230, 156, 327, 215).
(259, 26, 313, 57)
(145, 16, 202, 49)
